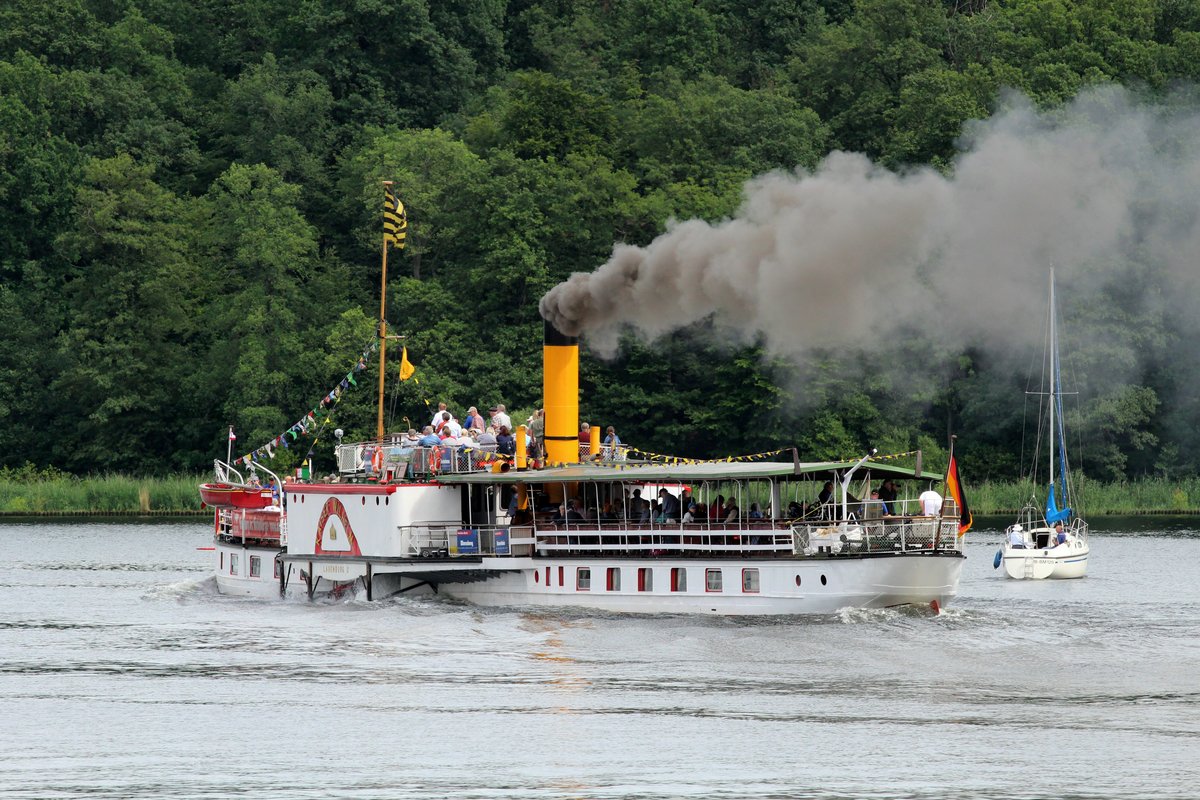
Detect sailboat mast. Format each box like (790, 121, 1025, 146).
(1048, 268, 1056, 489)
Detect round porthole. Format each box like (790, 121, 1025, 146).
(820, 574, 827, 586)
(795, 575, 801, 587)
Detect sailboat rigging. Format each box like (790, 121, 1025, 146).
(998, 269, 1090, 580)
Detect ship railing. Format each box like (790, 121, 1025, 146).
(335, 441, 499, 478)
(791, 517, 962, 555)
(404, 522, 537, 558)
(578, 442, 631, 462)
(400, 516, 962, 559)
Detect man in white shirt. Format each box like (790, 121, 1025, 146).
(1008, 524, 1026, 548)
(918, 488, 943, 516)
(430, 402, 449, 427)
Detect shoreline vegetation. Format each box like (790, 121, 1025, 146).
(1, 466, 1199, 517)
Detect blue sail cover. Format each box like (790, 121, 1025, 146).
(1046, 483, 1071, 524)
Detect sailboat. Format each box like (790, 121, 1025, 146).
(998, 270, 1090, 580)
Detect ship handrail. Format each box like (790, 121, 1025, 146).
(397, 516, 961, 558)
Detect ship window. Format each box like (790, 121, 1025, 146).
(638, 567, 653, 592)
(742, 568, 760, 593)
(274, 559, 281, 579)
(545, 566, 550, 586)
(607, 567, 621, 592)
(534, 570, 540, 584)
(385, 497, 389, 505)
(375, 497, 379, 505)
(670, 567, 687, 592)
(795, 575, 801, 587)
(220, 552, 224, 570)
(558, 566, 564, 587)
(821, 574, 827, 586)
(361, 497, 366, 505)
(706, 568, 723, 592)
(577, 567, 591, 591)
(250, 556, 261, 578)
(230, 553, 238, 576)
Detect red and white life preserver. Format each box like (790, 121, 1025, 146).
(429, 446, 442, 474)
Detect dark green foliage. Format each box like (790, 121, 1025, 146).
(0, 0, 1198, 481)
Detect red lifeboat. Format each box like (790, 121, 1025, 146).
(199, 483, 274, 509)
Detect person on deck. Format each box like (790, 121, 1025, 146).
(682, 503, 698, 524)
(490, 405, 512, 434)
(918, 487, 943, 516)
(878, 480, 898, 514)
(1054, 521, 1067, 546)
(658, 488, 681, 522)
(430, 402, 449, 428)
(1008, 524, 1027, 549)
(477, 427, 498, 450)
(817, 481, 834, 519)
(495, 425, 516, 457)
(417, 426, 441, 447)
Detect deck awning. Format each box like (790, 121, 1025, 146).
(434, 459, 943, 485)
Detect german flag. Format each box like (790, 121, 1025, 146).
(945, 453, 973, 536)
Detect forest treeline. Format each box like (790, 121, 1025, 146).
(3, 0, 1199, 481)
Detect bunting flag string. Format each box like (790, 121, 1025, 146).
(232, 338, 379, 467)
(622, 447, 791, 466)
(848, 449, 920, 463)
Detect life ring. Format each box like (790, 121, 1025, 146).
(429, 446, 442, 474)
(371, 448, 384, 474)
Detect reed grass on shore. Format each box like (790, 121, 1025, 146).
(966, 476, 1200, 515)
(0, 468, 205, 515)
(1, 468, 1199, 515)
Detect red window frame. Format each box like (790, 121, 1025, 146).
(638, 567, 652, 592)
(705, 568, 723, 593)
(670, 567, 687, 592)
(607, 567, 620, 591)
(742, 567, 760, 593)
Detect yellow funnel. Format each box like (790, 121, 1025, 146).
(543, 320, 579, 466)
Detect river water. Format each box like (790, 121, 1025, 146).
(0, 517, 1196, 799)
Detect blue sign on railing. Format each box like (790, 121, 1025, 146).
(454, 529, 479, 555)
(494, 528, 510, 555)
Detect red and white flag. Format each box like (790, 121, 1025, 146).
(228, 428, 237, 441)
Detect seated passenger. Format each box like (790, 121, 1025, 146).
(748, 503, 763, 520)
(1054, 521, 1067, 546)
(495, 425, 516, 457)
(417, 426, 441, 447)
(682, 503, 698, 524)
(787, 501, 804, 519)
(566, 499, 585, 523)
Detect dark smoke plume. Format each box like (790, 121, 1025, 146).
(540, 87, 1200, 360)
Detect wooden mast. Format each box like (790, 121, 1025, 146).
(376, 180, 392, 441)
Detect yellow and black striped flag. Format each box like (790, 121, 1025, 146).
(384, 185, 407, 249)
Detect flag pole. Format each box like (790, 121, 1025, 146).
(377, 181, 391, 441)
(227, 425, 234, 466)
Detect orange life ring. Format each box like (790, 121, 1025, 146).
(429, 446, 442, 474)
(371, 448, 384, 473)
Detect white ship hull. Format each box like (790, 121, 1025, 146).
(214, 540, 283, 598)
(436, 555, 962, 615)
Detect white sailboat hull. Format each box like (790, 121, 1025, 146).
(1001, 538, 1089, 580)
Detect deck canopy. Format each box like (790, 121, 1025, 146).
(434, 459, 943, 485)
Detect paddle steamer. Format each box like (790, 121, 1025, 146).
(202, 323, 965, 614)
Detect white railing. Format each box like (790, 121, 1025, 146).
(397, 514, 962, 559)
(335, 442, 504, 478)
